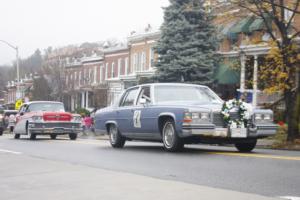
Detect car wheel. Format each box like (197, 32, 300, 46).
(235, 140, 257, 152)
(108, 124, 125, 148)
(0, 130, 3, 136)
(50, 134, 57, 140)
(69, 133, 77, 140)
(27, 128, 36, 140)
(14, 133, 20, 139)
(162, 120, 184, 152)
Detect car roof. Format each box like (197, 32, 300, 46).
(126, 83, 208, 90)
(4, 110, 18, 113)
(24, 101, 63, 105)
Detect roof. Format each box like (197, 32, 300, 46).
(229, 16, 255, 34)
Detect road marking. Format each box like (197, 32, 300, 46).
(0, 149, 23, 155)
(210, 152, 300, 161)
(279, 196, 300, 200)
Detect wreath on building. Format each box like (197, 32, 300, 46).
(221, 99, 252, 128)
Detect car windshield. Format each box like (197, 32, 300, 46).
(28, 103, 65, 112)
(154, 85, 222, 104)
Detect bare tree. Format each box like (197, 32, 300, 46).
(230, 0, 300, 141)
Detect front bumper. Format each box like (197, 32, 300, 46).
(181, 123, 278, 138)
(28, 122, 82, 135)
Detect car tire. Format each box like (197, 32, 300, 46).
(235, 139, 257, 152)
(50, 134, 57, 140)
(108, 124, 125, 148)
(0, 130, 3, 136)
(14, 133, 20, 139)
(162, 120, 184, 152)
(69, 133, 77, 140)
(27, 128, 36, 140)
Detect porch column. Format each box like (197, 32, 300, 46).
(81, 92, 85, 108)
(85, 91, 89, 108)
(71, 95, 75, 111)
(240, 53, 246, 95)
(252, 55, 258, 107)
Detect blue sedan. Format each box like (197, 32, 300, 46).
(94, 83, 277, 152)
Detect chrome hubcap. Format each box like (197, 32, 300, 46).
(163, 123, 174, 148)
(110, 126, 117, 144)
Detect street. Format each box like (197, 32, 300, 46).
(0, 134, 299, 200)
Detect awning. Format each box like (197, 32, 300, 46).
(215, 63, 240, 85)
(248, 18, 265, 32)
(229, 16, 255, 34)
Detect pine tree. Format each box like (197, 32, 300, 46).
(155, 0, 218, 85)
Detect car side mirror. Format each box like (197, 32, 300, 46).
(20, 112, 24, 116)
(139, 98, 147, 105)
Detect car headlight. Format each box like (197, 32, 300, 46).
(72, 116, 81, 122)
(184, 112, 210, 123)
(254, 114, 262, 120)
(254, 113, 272, 121)
(32, 116, 43, 122)
(200, 113, 210, 120)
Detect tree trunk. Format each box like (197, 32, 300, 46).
(286, 90, 297, 142)
(296, 70, 300, 138)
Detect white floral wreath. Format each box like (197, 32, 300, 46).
(221, 99, 252, 128)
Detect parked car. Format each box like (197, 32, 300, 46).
(13, 101, 82, 140)
(2, 110, 18, 133)
(94, 83, 278, 152)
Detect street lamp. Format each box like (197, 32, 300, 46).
(0, 40, 20, 99)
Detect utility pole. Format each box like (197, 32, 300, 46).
(0, 40, 20, 100)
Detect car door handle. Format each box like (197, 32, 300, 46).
(131, 109, 134, 113)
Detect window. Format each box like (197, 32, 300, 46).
(118, 58, 121, 77)
(149, 47, 154, 68)
(132, 53, 138, 72)
(100, 66, 103, 83)
(79, 71, 82, 86)
(125, 57, 129, 75)
(141, 52, 146, 71)
(105, 63, 108, 80)
(154, 85, 222, 104)
(138, 86, 151, 104)
(120, 88, 139, 107)
(94, 66, 97, 83)
(137, 52, 142, 71)
(112, 62, 115, 78)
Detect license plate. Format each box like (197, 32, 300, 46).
(231, 128, 247, 138)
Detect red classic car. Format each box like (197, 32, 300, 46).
(13, 101, 82, 140)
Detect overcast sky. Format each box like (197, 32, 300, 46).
(0, 0, 169, 65)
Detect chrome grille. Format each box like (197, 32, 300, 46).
(213, 112, 239, 127)
(34, 123, 80, 128)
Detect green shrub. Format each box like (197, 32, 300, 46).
(272, 124, 287, 148)
(75, 107, 90, 117)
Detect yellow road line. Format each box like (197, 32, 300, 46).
(209, 152, 300, 161)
